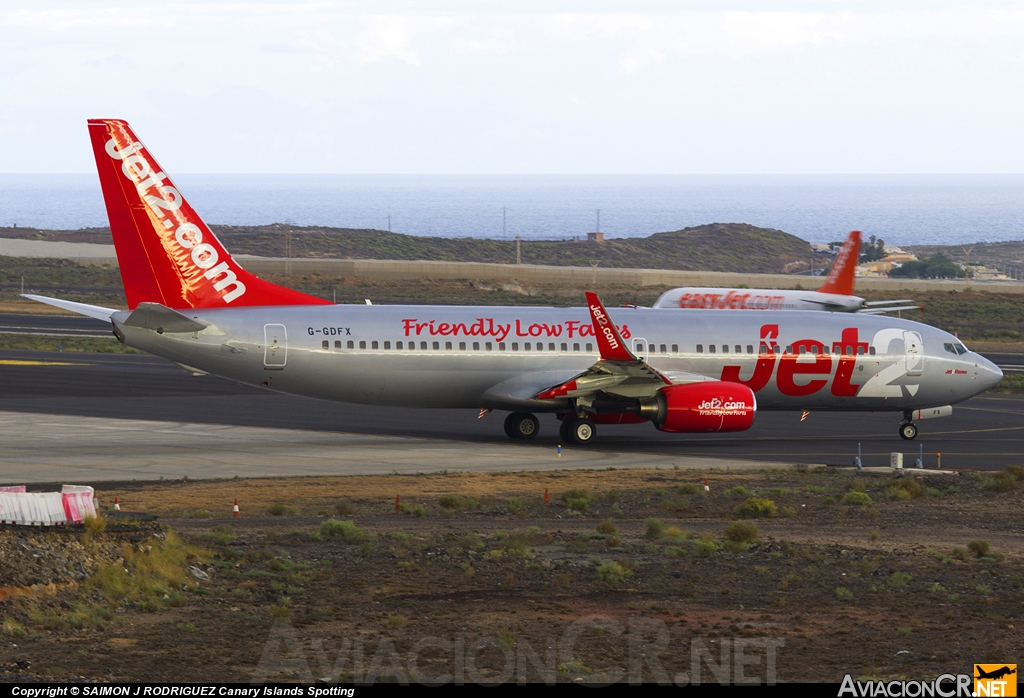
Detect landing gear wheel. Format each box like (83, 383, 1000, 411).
(504, 412, 539, 440)
(899, 422, 918, 441)
(559, 417, 574, 444)
(564, 417, 596, 445)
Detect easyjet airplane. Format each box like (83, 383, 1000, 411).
(25, 120, 1002, 446)
(652, 230, 919, 314)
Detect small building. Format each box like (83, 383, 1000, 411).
(587, 232, 605, 243)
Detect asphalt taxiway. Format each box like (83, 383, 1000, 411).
(0, 347, 1020, 483)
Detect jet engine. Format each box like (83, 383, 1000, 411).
(637, 381, 757, 433)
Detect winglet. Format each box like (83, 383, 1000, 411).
(819, 230, 861, 296)
(585, 292, 635, 362)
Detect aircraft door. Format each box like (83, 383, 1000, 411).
(903, 331, 923, 376)
(264, 324, 287, 369)
(632, 337, 649, 362)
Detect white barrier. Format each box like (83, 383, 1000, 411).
(0, 486, 26, 493)
(0, 485, 97, 526)
(61, 486, 97, 524)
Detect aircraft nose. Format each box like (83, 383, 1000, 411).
(974, 354, 1003, 391)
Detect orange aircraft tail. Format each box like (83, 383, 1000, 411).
(818, 230, 861, 296)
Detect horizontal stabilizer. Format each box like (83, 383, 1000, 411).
(122, 303, 209, 333)
(863, 299, 916, 306)
(21, 294, 118, 322)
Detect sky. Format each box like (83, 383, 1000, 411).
(2, 1, 1024, 174)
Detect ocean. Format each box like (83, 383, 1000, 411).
(1, 174, 1023, 247)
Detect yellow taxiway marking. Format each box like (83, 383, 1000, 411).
(0, 359, 82, 366)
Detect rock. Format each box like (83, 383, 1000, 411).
(188, 566, 209, 581)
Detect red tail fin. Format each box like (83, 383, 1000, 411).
(87, 119, 330, 310)
(818, 230, 861, 296)
(585, 292, 635, 362)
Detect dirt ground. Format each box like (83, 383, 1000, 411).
(1, 466, 1022, 685)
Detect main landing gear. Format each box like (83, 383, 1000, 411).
(898, 420, 918, 441)
(559, 416, 596, 445)
(504, 412, 540, 440)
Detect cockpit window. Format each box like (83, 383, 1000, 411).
(945, 342, 970, 355)
(956, 342, 969, 355)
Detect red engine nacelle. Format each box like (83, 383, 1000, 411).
(652, 381, 756, 433)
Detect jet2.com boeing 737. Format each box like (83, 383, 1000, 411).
(25, 120, 1003, 446)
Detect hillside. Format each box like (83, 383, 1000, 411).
(905, 241, 1024, 271)
(0, 223, 817, 274)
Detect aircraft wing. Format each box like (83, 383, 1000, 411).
(534, 292, 680, 404)
(859, 304, 922, 315)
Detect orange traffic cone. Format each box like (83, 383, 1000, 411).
(113, 496, 121, 511)
(395, 495, 401, 513)
(703, 479, 710, 492)
(544, 488, 550, 504)
(232, 499, 240, 517)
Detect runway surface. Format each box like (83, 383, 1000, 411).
(0, 346, 1020, 482)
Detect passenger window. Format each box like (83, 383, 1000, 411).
(384, 341, 391, 350)
(822, 346, 829, 355)
(746, 345, 753, 354)
(869, 347, 876, 356)
(322, 340, 329, 350)
(335, 340, 341, 349)
(857, 346, 865, 355)
(561, 343, 568, 352)
(799, 346, 807, 354)
(408, 342, 415, 351)
(525, 343, 531, 350)
(672, 344, 678, 353)
(473, 342, 480, 351)
(697, 344, 704, 353)
(709, 345, 716, 354)
(421, 341, 428, 350)
(735, 345, 741, 354)
(548, 343, 555, 351)
(785, 345, 793, 353)
(432, 341, 439, 350)
(359, 341, 366, 349)
(512, 343, 519, 351)
(347, 340, 354, 349)
(773, 346, 780, 354)
(586, 343, 593, 352)
(722, 345, 728, 353)
(460, 342, 467, 350)
(759, 346, 767, 355)
(846, 346, 853, 355)
(486, 342, 493, 351)
(573, 343, 580, 352)
(372, 341, 379, 350)
(499, 342, 506, 351)
(445, 341, 452, 350)
(396, 341, 403, 350)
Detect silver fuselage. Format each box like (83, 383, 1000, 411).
(111, 304, 1002, 413)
